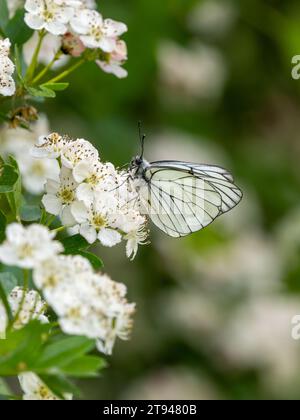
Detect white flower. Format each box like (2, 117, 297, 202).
(31, 132, 72, 159)
(19, 372, 72, 400)
(42, 167, 80, 225)
(24, 32, 69, 69)
(33, 255, 135, 355)
(71, 195, 122, 246)
(9, 287, 48, 329)
(81, 0, 96, 9)
(0, 38, 16, 96)
(24, 0, 75, 35)
(125, 226, 149, 261)
(0, 223, 63, 269)
(71, 9, 127, 52)
(61, 138, 99, 169)
(74, 160, 117, 206)
(1, 116, 60, 195)
(0, 287, 48, 338)
(35, 132, 150, 258)
(96, 39, 128, 79)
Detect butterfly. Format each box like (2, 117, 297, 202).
(128, 125, 243, 238)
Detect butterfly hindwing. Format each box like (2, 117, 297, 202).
(137, 161, 242, 237)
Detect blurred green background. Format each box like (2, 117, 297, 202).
(41, 0, 300, 399)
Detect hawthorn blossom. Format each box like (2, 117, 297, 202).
(42, 167, 80, 225)
(74, 160, 117, 206)
(71, 195, 122, 246)
(24, 0, 75, 35)
(9, 287, 48, 330)
(0, 287, 48, 338)
(71, 9, 127, 52)
(0, 38, 16, 96)
(19, 373, 72, 400)
(125, 227, 149, 261)
(60, 138, 99, 169)
(34, 255, 135, 355)
(0, 223, 63, 269)
(0, 116, 60, 195)
(31, 132, 72, 159)
(96, 40, 128, 79)
(33, 133, 149, 259)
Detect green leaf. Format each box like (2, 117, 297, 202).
(35, 336, 95, 371)
(41, 82, 69, 92)
(61, 234, 89, 254)
(78, 250, 103, 270)
(5, 9, 33, 45)
(14, 44, 25, 82)
(5, 156, 22, 219)
(0, 272, 18, 295)
(20, 204, 41, 222)
(0, 321, 51, 376)
(0, 209, 6, 243)
(0, 164, 19, 193)
(61, 355, 106, 378)
(0, 0, 9, 29)
(27, 86, 56, 98)
(39, 375, 80, 400)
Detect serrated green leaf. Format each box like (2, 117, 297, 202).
(35, 336, 95, 370)
(61, 234, 89, 254)
(5, 9, 33, 45)
(41, 82, 69, 92)
(20, 204, 41, 222)
(0, 321, 51, 376)
(78, 250, 103, 270)
(27, 86, 56, 98)
(0, 0, 9, 29)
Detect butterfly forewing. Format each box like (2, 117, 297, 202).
(137, 161, 242, 237)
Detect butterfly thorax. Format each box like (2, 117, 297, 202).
(130, 157, 150, 179)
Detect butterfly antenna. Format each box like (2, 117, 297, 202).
(138, 121, 146, 159)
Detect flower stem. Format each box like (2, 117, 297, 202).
(51, 225, 66, 234)
(44, 59, 85, 84)
(25, 30, 46, 82)
(32, 50, 63, 85)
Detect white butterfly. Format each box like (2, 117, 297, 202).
(128, 130, 243, 238)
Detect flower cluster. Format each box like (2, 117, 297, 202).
(24, 0, 128, 78)
(0, 115, 60, 194)
(0, 223, 136, 355)
(34, 255, 136, 355)
(0, 223, 63, 269)
(0, 287, 48, 338)
(0, 38, 16, 97)
(32, 132, 149, 260)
